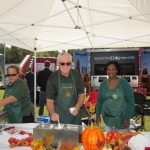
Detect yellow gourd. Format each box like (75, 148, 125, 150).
(102, 145, 112, 150)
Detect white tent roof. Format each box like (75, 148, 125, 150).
(0, 0, 150, 52)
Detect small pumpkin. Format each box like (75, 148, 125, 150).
(81, 122, 105, 150)
(106, 129, 125, 150)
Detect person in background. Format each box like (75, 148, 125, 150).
(0, 64, 34, 123)
(24, 68, 34, 103)
(46, 52, 85, 125)
(96, 60, 135, 131)
(37, 60, 52, 116)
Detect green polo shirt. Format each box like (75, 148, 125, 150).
(46, 69, 84, 100)
(4, 78, 34, 117)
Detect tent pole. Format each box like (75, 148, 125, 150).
(34, 50, 37, 122)
(3, 44, 6, 75)
(33, 37, 37, 122)
(1, 43, 6, 87)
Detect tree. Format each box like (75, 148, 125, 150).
(0, 44, 81, 64)
(5, 46, 33, 64)
(36, 50, 60, 57)
(0, 44, 9, 54)
(67, 49, 74, 56)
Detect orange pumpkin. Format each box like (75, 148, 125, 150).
(81, 122, 105, 150)
(106, 130, 125, 150)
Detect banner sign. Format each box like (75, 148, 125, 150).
(90, 51, 139, 75)
(73, 50, 90, 75)
(141, 49, 150, 87)
(36, 63, 55, 72)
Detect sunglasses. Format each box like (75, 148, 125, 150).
(59, 62, 71, 66)
(6, 74, 17, 77)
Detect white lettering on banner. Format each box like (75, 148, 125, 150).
(94, 56, 135, 61)
(36, 63, 55, 72)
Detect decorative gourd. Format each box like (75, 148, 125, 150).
(106, 130, 125, 150)
(119, 131, 140, 144)
(81, 122, 105, 150)
(102, 144, 112, 150)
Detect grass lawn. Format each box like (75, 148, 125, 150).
(1, 89, 150, 131)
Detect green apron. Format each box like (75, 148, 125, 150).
(3, 83, 22, 123)
(102, 83, 127, 129)
(54, 70, 81, 125)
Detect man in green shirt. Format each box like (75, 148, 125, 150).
(46, 52, 85, 125)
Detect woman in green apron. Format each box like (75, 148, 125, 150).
(0, 64, 34, 123)
(96, 61, 135, 131)
(46, 52, 85, 125)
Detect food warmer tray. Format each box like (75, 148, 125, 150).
(33, 123, 82, 146)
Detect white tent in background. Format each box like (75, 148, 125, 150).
(1, 0, 150, 52)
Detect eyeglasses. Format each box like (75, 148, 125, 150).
(59, 62, 71, 66)
(6, 74, 17, 77)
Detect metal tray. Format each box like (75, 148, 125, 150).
(33, 123, 82, 148)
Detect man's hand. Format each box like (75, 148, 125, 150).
(71, 107, 79, 116)
(51, 113, 59, 121)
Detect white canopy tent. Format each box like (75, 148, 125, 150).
(1, 0, 150, 120)
(1, 0, 150, 52)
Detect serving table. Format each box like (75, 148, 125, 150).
(0, 123, 38, 150)
(0, 123, 150, 150)
(0, 123, 84, 150)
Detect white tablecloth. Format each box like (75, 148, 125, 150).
(0, 123, 150, 150)
(0, 123, 39, 150)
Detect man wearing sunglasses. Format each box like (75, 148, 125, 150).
(46, 52, 85, 125)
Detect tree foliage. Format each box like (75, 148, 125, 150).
(0, 44, 33, 64)
(36, 51, 60, 58)
(0, 44, 79, 64)
(6, 46, 34, 64)
(0, 44, 61, 64)
(67, 49, 74, 56)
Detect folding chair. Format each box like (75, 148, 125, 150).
(132, 92, 146, 131)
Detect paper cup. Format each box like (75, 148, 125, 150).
(69, 107, 75, 114)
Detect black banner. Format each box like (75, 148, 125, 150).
(90, 51, 139, 75)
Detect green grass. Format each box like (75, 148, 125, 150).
(0, 90, 4, 99)
(1, 90, 150, 131)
